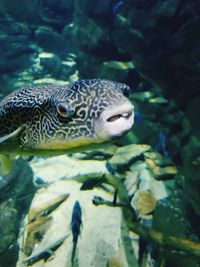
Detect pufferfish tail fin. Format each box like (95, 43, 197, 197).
(0, 127, 24, 175)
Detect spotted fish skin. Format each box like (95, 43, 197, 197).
(0, 79, 131, 154)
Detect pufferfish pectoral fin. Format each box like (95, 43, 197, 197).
(0, 126, 24, 144)
(0, 126, 24, 175)
(0, 154, 13, 175)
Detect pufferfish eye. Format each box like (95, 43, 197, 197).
(56, 102, 74, 118)
(121, 84, 131, 97)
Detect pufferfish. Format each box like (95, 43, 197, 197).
(0, 79, 134, 174)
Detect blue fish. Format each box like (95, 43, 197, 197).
(112, 0, 125, 16)
(71, 201, 82, 265)
(34, 176, 47, 186)
(80, 177, 105, 190)
(157, 131, 169, 157)
(134, 112, 144, 125)
(106, 161, 116, 175)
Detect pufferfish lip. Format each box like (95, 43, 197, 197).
(106, 111, 132, 122)
(96, 101, 134, 139)
(104, 102, 134, 123)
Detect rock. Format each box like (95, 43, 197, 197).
(109, 144, 151, 168)
(24, 216, 53, 257)
(0, 159, 34, 200)
(144, 151, 173, 166)
(38, 51, 78, 82)
(0, 31, 35, 74)
(73, 145, 117, 161)
(39, 52, 62, 77)
(0, 198, 18, 253)
(134, 190, 157, 218)
(17, 179, 137, 267)
(149, 96, 168, 104)
(0, 161, 20, 193)
(152, 191, 199, 267)
(127, 161, 168, 204)
(72, 14, 106, 52)
(0, 51, 35, 74)
(60, 56, 78, 80)
(1, 0, 41, 23)
(124, 169, 140, 198)
(33, 78, 67, 85)
(39, 0, 74, 26)
(0, 18, 30, 35)
(99, 61, 133, 81)
(181, 137, 200, 215)
(131, 91, 155, 102)
(153, 193, 187, 237)
(186, 96, 200, 136)
(30, 155, 108, 183)
(145, 157, 178, 180)
(35, 28, 68, 56)
(114, 0, 200, 108)
(28, 193, 70, 222)
(102, 61, 134, 70)
(0, 159, 34, 267)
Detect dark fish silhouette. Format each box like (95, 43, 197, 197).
(157, 131, 169, 157)
(134, 112, 144, 125)
(71, 201, 82, 265)
(112, 0, 124, 16)
(106, 161, 116, 175)
(80, 177, 105, 190)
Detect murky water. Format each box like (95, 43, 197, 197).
(0, 1, 200, 266)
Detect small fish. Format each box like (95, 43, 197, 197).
(34, 176, 48, 187)
(71, 201, 82, 265)
(138, 236, 150, 265)
(106, 161, 116, 175)
(157, 131, 169, 157)
(28, 193, 69, 222)
(80, 177, 105, 190)
(134, 112, 144, 125)
(112, 0, 124, 17)
(23, 234, 68, 264)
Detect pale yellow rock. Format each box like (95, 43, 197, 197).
(103, 61, 134, 70)
(145, 158, 177, 179)
(24, 216, 53, 256)
(109, 144, 151, 166)
(33, 78, 67, 85)
(30, 155, 108, 183)
(135, 191, 157, 217)
(149, 96, 168, 104)
(28, 193, 69, 222)
(129, 161, 167, 210)
(107, 242, 130, 267)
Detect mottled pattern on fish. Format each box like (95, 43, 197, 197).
(0, 79, 130, 151)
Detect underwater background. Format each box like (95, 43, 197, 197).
(0, 0, 200, 266)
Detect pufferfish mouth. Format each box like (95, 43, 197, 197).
(96, 101, 134, 139)
(106, 111, 132, 122)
